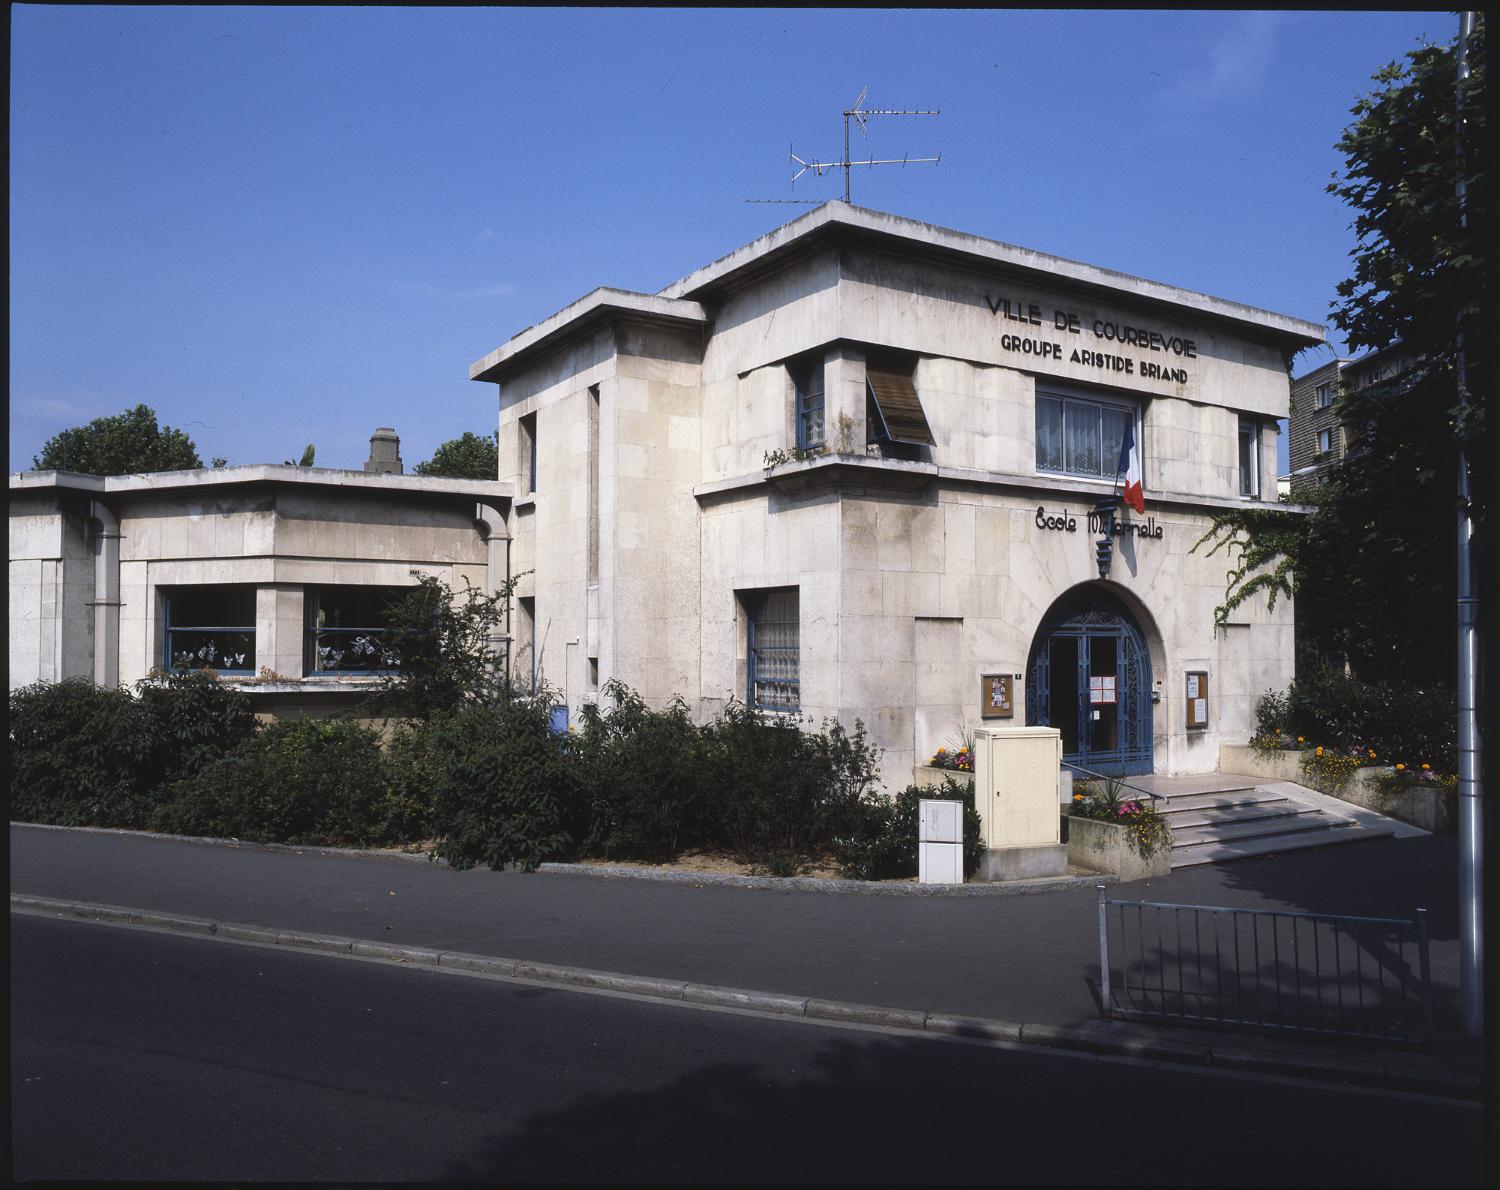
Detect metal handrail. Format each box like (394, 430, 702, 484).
(1062, 760, 1162, 803)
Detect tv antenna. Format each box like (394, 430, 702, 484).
(791, 85, 940, 204)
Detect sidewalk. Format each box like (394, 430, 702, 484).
(9, 822, 1480, 1096)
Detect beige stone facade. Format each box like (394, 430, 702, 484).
(9, 465, 509, 716)
(473, 204, 1323, 783)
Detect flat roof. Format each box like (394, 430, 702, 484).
(469, 202, 1324, 384)
(9, 463, 510, 502)
(469, 287, 707, 384)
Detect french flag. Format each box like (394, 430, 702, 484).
(1117, 419, 1145, 514)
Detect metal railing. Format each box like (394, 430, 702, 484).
(1097, 888, 1433, 1045)
(1063, 761, 1162, 803)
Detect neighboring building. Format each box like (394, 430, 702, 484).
(1287, 342, 1413, 494)
(468, 203, 1323, 781)
(8, 429, 509, 718)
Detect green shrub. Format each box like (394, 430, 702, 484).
(152, 717, 393, 846)
(424, 696, 583, 872)
(576, 680, 708, 863)
(699, 704, 881, 865)
(9, 679, 152, 827)
(1280, 672, 1457, 771)
(135, 669, 258, 789)
(380, 720, 445, 843)
(832, 777, 984, 880)
(1254, 688, 1290, 738)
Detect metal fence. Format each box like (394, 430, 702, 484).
(1097, 888, 1433, 1045)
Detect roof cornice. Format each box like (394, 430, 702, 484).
(661, 203, 1325, 348)
(9, 465, 511, 501)
(468, 287, 707, 384)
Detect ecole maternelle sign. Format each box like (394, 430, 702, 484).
(985, 291, 1195, 385)
(1035, 506, 1165, 540)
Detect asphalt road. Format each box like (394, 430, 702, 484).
(7, 824, 1469, 1034)
(10, 914, 1484, 1185)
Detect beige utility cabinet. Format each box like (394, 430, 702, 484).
(972, 726, 1067, 881)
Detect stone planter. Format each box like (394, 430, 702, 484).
(913, 764, 973, 791)
(1320, 776, 1455, 833)
(1219, 743, 1302, 782)
(1065, 813, 1171, 881)
(1220, 744, 1453, 832)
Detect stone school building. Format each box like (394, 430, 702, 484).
(471, 204, 1322, 784)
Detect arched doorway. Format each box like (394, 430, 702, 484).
(1025, 587, 1154, 776)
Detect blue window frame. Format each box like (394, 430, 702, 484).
(163, 586, 256, 673)
(305, 586, 410, 674)
(793, 360, 825, 451)
(1036, 392, 1137, 482)
(746, 588, 799, 712)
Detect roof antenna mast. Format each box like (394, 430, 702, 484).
(792, 85, 940, 204)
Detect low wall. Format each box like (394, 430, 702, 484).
(1220, 744, 1452, 833)
(913, 765, 973, 791)
(1065, 813, 1171, 882)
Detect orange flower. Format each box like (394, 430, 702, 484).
(1297, 736, 1305, 743)
(1315, 746, 1324, 757)
(1368, 749, 1377, 759)
(1422, 764, 1431, 771)
(1396, 763, 1405, 771)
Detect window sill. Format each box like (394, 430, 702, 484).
(220, 675, 387, 694)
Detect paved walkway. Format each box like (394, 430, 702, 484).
(8, 823, 1480, 1094)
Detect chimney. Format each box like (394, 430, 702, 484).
(365, 427, 403, 475)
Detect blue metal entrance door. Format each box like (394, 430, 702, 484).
(1026, 596, 1153, 776)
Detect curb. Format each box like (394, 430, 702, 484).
(536, 862, 1118, 896)
(10, 893, 1480, 1101)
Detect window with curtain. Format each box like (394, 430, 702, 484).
(1036, 393, 1135, 481)
(746, 588, 799, 712)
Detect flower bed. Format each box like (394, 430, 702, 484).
(925, 746, 973, 773)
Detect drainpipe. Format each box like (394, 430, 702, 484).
(87, 500, 121, 688)
(475, 501, 512, 675)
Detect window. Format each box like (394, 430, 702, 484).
(163, 586, 256, 673)
(587, 386, 600, 583)
(1238, 418, 1260, 498)
(1316, 427, 1333, 456)
(746, 588, 799, 712)
(519, 412, 537, 494)
(517, 596, 536, 692)
(865, 358, 934, 453)
(789, 358, 825, 451)
(1315, 381, 1332, 408)
(1036, 393, 1135, 481)
(306, 586, 410, 673)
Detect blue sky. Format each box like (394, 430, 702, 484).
(9, 7, 1455, 475)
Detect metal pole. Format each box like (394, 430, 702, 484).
(1454, 9, 1483, 1040)
(843, 108, 851, 203)
(1097, 885, 1111, 1018)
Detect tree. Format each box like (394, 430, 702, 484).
(1197, 24, 1485, 685)
(413, 431, 499, 480)
(374, 573, 523, 718)
(33, 404, 202, 475)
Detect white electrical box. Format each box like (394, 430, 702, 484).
(919, 840, 964, 884)
(919, 798, 963, 844)
(918, 799, 964, 884)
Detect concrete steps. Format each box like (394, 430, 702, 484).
(1107, 772, 1405, 869)
(1169, 822, 1396, 867)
